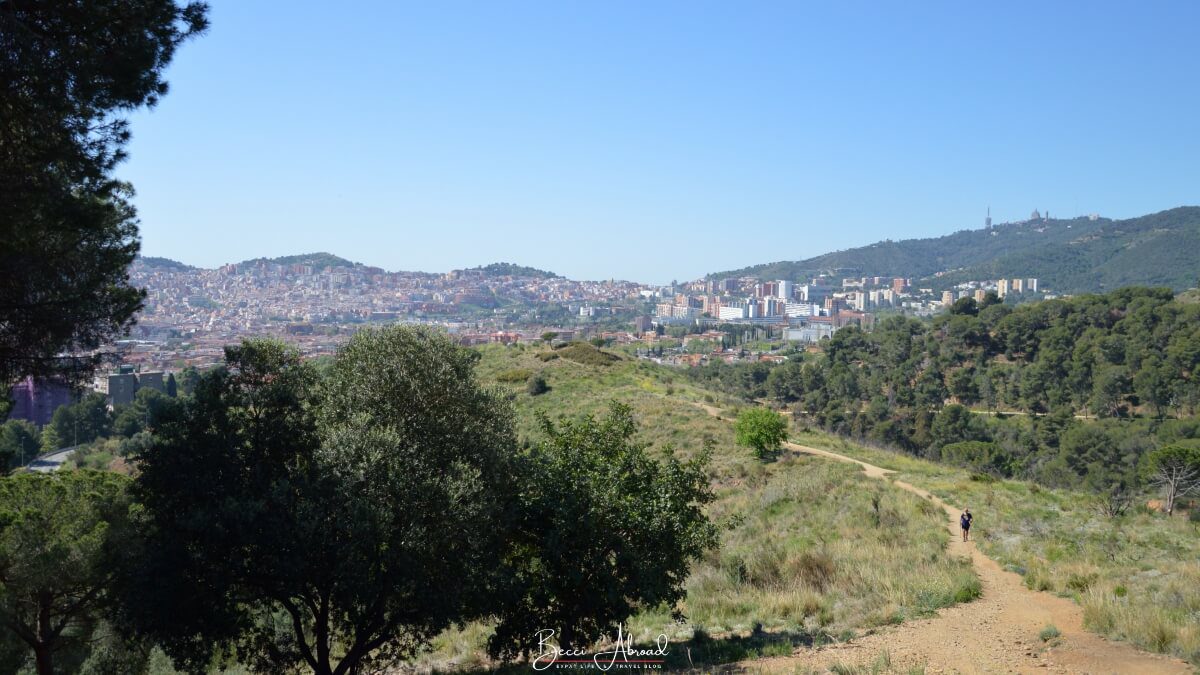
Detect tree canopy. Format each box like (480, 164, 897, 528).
(489, 403, 717, 657)
(0, 471, 134, 675)
(120, 328, 524, 675)
(0, 1, 208, 389)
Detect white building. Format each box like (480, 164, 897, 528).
(718, 305, 748, 321)
(784, 302, 821, 318)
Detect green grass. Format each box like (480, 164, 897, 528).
(792, 430, 1200, 665)
(407, 345, 980, 671)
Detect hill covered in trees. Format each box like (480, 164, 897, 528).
(469, 262, 559, 278)
(711, 207, 1200, 293)
(136, 256, 195, 271)
(693, 287, 1200, 494)
(241, 252, 360, 269)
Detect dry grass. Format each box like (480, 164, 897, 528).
(794, 431, 1200, 665)
(405, 346, 979, 671)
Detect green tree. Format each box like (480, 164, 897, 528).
(50, 393, 111, 447)
(0, 420, 40, 470)
(735, 407, 789, 459)
(0, 2, 208, 390)
(38, 426, 60, 455)
(1143, 442, 1200, 516)
(0, 471, 133, 675)
(929, 404, 981, 451)
(489, 403, 717, 657)
(177, 366, 201, 396)
(121, 328, 523, 675)
(948, 368, 980, 406)
(541, 331, 559, 343)
(165, 373, 177, 398)
(111, 388, 174, 439)
(1090, 366, 1130, 418)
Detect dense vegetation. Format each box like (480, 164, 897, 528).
(238, 252, 359, 269)
(470, 262, 559, 278)
(700, 288, 1200, 500)
(710, 207, 1200, 293)
(136, 256, 196, 271)
(0, 329, 717, 674)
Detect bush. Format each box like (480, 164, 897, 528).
(556, 342, 621, 367)
(525, 375, 548, 396)
(734, 407, 788, 459)
(1039, 625, 1061, 642)
(536, 352, 559, 362)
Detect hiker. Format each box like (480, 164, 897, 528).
(960, 508, 973, 542)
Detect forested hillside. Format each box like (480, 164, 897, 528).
(711, 207, 1200, 293)
(693, 287, 1200, 494)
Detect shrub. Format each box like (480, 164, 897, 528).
(735, 408, 788, 460)
(525, 375, 548, 396)
(495, 368, 533, 383)
(1039, 625, 1061, 642)
(536, 352, 559, 362)
(556, 342, 621, 366)
(788, 551, 836, 591)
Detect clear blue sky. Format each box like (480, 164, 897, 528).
(123, 1, 1200, 283)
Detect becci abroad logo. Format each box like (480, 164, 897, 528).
(532, 626, 669, 671)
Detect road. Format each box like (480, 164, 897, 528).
(27, 446, 80, 473)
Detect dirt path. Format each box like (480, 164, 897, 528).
(691, 403, 1190, 673)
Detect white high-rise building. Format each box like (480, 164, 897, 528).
(777, 280, 794, 301)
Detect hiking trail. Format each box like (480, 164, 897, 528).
(694, 403, 1191, 674)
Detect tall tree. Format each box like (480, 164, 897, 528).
(489, 403, 717, 658)
(0, 1, 208, 390)
(0, 420, 39, 471)
(0, 471, 133, 675)
(121, 329, 523, 675)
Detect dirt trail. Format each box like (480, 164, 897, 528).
(749, 440, 1192, 674)
(693, 404, 1190, 673)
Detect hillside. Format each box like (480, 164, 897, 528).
(469, 262, 558, 278)
(403, 344, 980, 671)
(136, 256, 195, 271)
(240, 252, 359, 269)
(711, 206, 1200, 293)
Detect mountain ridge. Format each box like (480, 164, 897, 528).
(136, 254, 561, 279)
(709, 206, 1200, 293)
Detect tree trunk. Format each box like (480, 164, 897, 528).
(35, 591, 54, 675)
(33, 643, 52, 675)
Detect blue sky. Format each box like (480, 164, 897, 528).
(123, 1, 1200, 283)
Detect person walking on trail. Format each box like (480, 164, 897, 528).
(960, 508, 973, 542)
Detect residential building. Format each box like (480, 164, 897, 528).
(7, 377, 74, 427)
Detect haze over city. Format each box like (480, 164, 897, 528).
(123, 1, 1200, 282)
